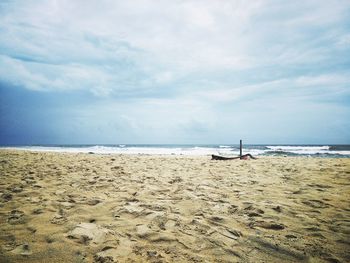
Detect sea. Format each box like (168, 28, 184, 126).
(1, 144, 350, 158)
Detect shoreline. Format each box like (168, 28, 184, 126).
(1, 150, 349, 262)
(1, 149, 349, 159)
(2, 145, 350, 158)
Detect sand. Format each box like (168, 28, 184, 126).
(0, 150, 349, 263)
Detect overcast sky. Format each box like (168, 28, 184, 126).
(0, 0, 349, 145)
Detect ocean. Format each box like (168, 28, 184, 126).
(1, 144, 350, 157)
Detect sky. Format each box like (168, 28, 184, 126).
(0, 0, 350, 145)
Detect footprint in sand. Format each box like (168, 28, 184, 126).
(85, 199, 101, 206)
(32, 208, 44, 214)
(114, 202, 152, 218)
(148, 215, 168, 231)
(94, 238, 134, 262)
(88, 178, 97, 184)
(253, 221, 285, 230)
(7, 209, 27, 225)
(190, 219, 212, 235)
(67, 222, 115, 246)
(55, 189, 66, 195)
(8, 185, 23, 193)
(302, 199, 329, 208)
(10, 243, 32, 256)
(59, 201, 75, 209)
(94, 247, 119, 262)
(27, 226, 37, 233)
(140, 203, 167, 212)
(272, 206, 282, 213)
(1, 192, 13, 202)
(50, 214, 67, 225)
(227, 204, 238, 214)
(168, 176, 182, 184)
(239, 204, 265, 217)
(248, 237, 307, 262)
(136, 224, 156, 238)
(1, 233, 16, 251)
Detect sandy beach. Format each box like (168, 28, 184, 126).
(0, 150, 349, 262)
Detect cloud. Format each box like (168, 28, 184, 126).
(0, 0, 349, 143)
(0, 0, 347, 96)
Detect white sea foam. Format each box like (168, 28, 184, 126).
(2, 145, 349, 156)
(266, 145, 330, 155)
(266, 145, 330, 151)
(3, 145, 233, 156)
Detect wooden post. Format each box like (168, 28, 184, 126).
(240, 140, 242, 157)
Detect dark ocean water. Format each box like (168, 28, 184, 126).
(1, 144, 350, 157)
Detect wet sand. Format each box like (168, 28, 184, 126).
(0, 150, 349, 262)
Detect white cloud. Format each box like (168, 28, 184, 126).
(295, 74, 350, 87)
(1, 0, 350, 144)
(0, 0, 265, 93)
(190, 72, 350, 105)
(0, 0, 349, 100)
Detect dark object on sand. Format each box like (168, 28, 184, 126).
(212, 140, 257, 160)
(212, 155, 240, 160)
(211, 154, 257, 160)
(240, 139, 243, 157)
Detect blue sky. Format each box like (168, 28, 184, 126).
(0, 0, 350, 145)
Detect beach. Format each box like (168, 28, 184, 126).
(0, 150, 349, 262)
